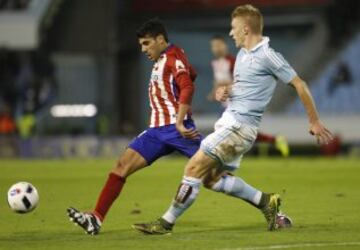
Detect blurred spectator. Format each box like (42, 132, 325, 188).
(0, 48, 56, 137)
(328, 61, 353, 95)
(0, 102, 16, 135)
(17, 110, 35, 138)
(15, 50, 56, 116)
(30, 49, 57, 112)
(320, 134, 342, 156)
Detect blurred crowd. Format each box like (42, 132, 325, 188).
(0, 0, 30, 11)
(0, 49, 56, 137)
(326, 0, 360, 47)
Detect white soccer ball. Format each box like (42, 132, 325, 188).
(276, 212, 292, 229)
(7, 182, 39, 213)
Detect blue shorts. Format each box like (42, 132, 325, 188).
(128, 119, 202, 165)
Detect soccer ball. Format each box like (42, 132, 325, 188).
(7, 182, 39, 213)
(276, 212, 292, 229)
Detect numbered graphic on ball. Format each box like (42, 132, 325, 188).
(7, 182, 39, 213)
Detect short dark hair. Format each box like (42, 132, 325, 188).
(211, 35, 226, 42)
(136, 18, 169, 42)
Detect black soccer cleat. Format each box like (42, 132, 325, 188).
(67, 207, 101, 235)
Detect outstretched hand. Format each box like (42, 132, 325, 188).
(309, 120, 333, 145)
(215, 85, 230, 102)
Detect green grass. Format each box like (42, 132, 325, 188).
(0, 157, 360, 250)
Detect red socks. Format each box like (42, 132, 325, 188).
(256, 132, 275, 143)
(93, 173, 126, 222)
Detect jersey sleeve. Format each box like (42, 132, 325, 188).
(189, 64, 197, 82)
(176, 73, 194, 104)
(264, 48, 297, 84)
(169, 56, 190, 78)
(167, 54, 195, 105)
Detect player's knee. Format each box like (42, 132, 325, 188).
(184, 152, 215, 178)
(185, 163, 200, 178)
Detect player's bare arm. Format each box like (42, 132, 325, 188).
(290, 76, 333, 145)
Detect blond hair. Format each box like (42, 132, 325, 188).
(231, 4, 263, 34)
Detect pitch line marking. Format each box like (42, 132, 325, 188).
(220, 241, 360, 250)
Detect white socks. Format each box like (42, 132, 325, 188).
(162, 176, 201, 224)
(162, 174, 263, 225)
(211, 175, 262, 206)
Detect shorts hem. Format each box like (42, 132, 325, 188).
(127, 144, 151, 166)
(200, 144, 239, 172)
(200, 144, 224, 166)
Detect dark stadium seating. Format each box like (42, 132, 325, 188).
(288, 33, 360, 114)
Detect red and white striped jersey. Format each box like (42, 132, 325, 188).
(211, 55, 235, 84)
(148, 44, 196, 128)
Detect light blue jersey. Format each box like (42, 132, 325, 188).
(226, 37, 297, 127)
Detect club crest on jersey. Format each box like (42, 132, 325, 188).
(175, 60, 186, 73)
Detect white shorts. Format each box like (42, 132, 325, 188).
(200, 112, 258, 171)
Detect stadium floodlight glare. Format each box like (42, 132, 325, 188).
(50, 104, 97, 118)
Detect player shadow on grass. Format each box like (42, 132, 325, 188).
(177, 222, 267, 235)
(167, 221, 337, 236)
(0, 231, 83, 242)
(0, 228, 135, 243)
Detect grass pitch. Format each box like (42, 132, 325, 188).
(0, 157, 360, 250)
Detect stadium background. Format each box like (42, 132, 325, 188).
(1, 1, 360, 250)
(0, 0, 359, 158)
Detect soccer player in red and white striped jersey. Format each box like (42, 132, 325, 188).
(148, 40, 197, 128)
(66, 18, 202, 235)
(208, 35, 235, 102)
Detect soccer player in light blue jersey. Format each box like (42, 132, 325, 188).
(209, 35, 290, 157)
(133, 4, 333, 234)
